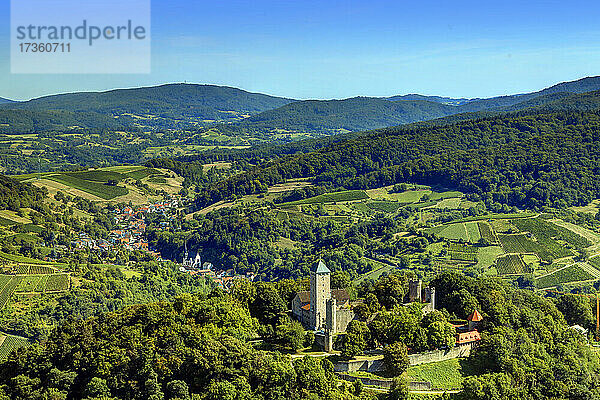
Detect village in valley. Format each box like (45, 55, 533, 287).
(71, 194, 256, 290)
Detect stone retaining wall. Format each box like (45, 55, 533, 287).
(336, 373, 431, 391)
(334, 343, 476, 373)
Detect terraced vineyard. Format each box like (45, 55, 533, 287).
(511, 217, 591, 249)
(535, 264, 595, 289)
(496, 254, 527, 275)
(45, 274, 70, 291)
(0, 272, 69, 306)
(46, 174, 129, 200)
(0, 251, 58, 265)
(498, 234, 555, 262)
(0, 334, 29, 361)
(14, 275, 46, 293)
(0, 276, 22, 308)
(448, 243, 478, 262)
(478, 222, 498, 244)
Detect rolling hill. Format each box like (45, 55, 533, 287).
(207, 76, 600, 135)
(2, 76, 600, 136)
(0, 98, 13, 104)
(0, 84, 294, 128)
(190, 90, 600, 210)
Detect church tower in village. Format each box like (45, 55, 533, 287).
(310, 260, 331, 330)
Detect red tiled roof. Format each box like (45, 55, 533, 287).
(456, 330, 481, 345)
(301, 304, 310, 311)
(467, 309, 483, 322)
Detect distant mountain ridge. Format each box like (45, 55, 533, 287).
(0, 97, 13, 104)
(2, 76, 600, 134)
(219, 76, 600, 134)
(386, 94, 475, 105)
(0, 84, 293, 130)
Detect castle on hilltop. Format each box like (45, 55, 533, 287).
(292, 260, 356, 336)
(292, 260, 437, 351)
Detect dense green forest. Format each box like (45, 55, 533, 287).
(0, 175, 45, 210)
(0, 270, 598, 400)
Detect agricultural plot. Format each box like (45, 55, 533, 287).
(429, 222, 481, 243)
(0, 334, 29, 361)
(148, 176, 168, 184)
(448, 243, 477, 262)
(35, 275, 49, 292)
(126, 168, 160, 180)
(476, 246, 504, 270)
(498, 234, 555, 262)
(366, 201, 402, 213)
(45, 174, 129, 200)
(496, 254, 528, 275)
(0, 251, 57, 265)
(406, 358, 473, 390)
(350, 202, 373, 215)
(535, 263, 595, 289)
(15, 265, 28, 274)
(281, 190, 369, 206)
(15, 275, 43, 292)
(433, 198, 462, 209)
(64, 170, 126, 182)
(28, 265, 56, 274)
(550, 220, 600, 246)
(45, 274, 70, 291)
(0, 216, 16, 226)
(511, 217, 590, 250)
(0, 276, 22, 308)
(430, 191, 463, 201)
(478, 222, 498, 244)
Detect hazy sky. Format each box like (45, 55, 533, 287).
(1, 0, 600, 100)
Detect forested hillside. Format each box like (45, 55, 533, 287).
(232, 97, 459, 133)
(196, 76, 600, 136)
(0, 84, 293, 129)
(0, 175, 45, 210)
(192, 109, 600, 210)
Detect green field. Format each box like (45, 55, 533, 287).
(430, 191, 463, 200)
(406, 358, 473, 390)
(0, 251, 58, 265)
(0, 334, 29, 361)
(535, 264, 595, 289)
(148, 176, 168, 184)
(281, 190, 369, 206)
(366, 201, 403, 213)
(64, 170, 126, 182)
(428, 222, 480, 243)
(496, 254, 527, 275)
(476, 246, 504, 271)
(126, 168, 161, 180)
(46, 174, 129, 200)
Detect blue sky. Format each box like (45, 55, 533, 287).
(1, 0, 600, 100)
